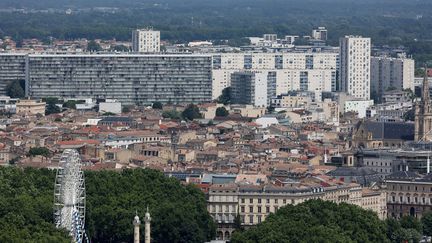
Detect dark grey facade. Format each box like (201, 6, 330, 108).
(0, 54, 27, 96)
(25, 54, 212, 105)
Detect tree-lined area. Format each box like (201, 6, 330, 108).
(4, 166, 432, 243)
(0, 167, 215, 243)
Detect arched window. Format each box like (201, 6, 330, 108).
(410, 207, 415, 217)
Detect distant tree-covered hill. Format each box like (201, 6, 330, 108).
(1, 0, 432, 65)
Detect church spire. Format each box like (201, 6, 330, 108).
(423, 66, 430, 105)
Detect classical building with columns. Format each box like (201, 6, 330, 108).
(208, 181, 386, 241)
(386, 171, 432, 219)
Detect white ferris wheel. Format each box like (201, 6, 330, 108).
(53, 149, 88, 243)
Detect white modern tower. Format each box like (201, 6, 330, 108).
(340, 35, 371, 100)
(132, 28, 160, 53)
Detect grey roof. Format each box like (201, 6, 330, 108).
(386, 171, 419, 180)
(202, 174, 237, 184)
(327, 167, 382, 186)
(327, 167, 378, 177)
(360, 121, 414, 141)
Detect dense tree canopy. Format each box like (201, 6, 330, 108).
(422, 212, 432, 237)
(215, 107, 229, 117)
(85, 169, 216, 243)
(0, 167, 70, 242)
(28, 147, 51, 157)
(0, 167, 215, 243)
(6, 80, 25, 98)
(217, 87, 232, 105)
(182, 104, 202, 121)
(152, 102, 163, 110)
(87, 40, 102, 52)
(231, 200, 390, 243)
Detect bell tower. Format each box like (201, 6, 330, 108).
(415, 67, 432, 141)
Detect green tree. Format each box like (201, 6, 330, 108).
(6, 80, 25, 98)
(403, 108, 415, 121)
(28, 147, 51, 157)
(422, 212, 432, 237)
(217, 87, 232, 105)
(231, 200, 390, 243)
(162, 110, 181, 119)
(0, 167, 70, 242)
(152, 101, 163, 109)
(63, 100, 78, 109)
(43, 97, 60, 105)
(87, 40, 102, 52)
(182, 104, 202, 120)
(267, 105, 275, 113)
(215, 107, 229, 117)
(85, 169, 216, 243)
(233, 213, 243, 232)
(111, 44, 129, 52)
(400, 216, 422, 234)
(122, 106, 131, 113)
(46, 103, 61, 115)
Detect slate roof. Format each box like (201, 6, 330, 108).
(360, 121, 414, 141)
(386, 171, 419, 180)
(327, 167, 378, 177)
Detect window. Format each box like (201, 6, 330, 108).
(241, 198, 245, 204)
(258, 207, 261, 213)
(257, 215, 262, 224)
(249, 206, 253, 213)
(241, 206, 245, 213)
(266, 206, 270, 213)
(274, 206, 279, 211)
(258, 198, 262, 204)
(249, 215, 254, 224)
(250, 198, 253, 204)
(283, 199, 286, 204)
(275, 199, 278, 204)
(266, 199, 270, 204)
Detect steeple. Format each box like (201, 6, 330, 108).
(423, 66, 430, 106)
(415, 66, 432, 141)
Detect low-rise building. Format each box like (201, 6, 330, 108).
(16, 99, 46, 116)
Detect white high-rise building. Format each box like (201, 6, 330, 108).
(211, 52, 338, 100)
(312, 27, 328, 41)
(340, 36, 371, 100)
(370, 56, 415, 101)
(132, 29, 160, 53)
